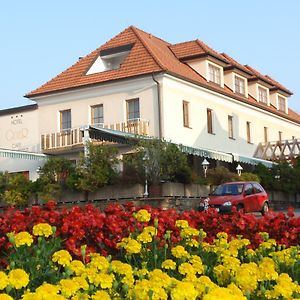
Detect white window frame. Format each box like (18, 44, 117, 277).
(257, 85, 269, 104)
(207, 62, 223, 86)
(126, 98, 140, 121)
(91, 104, 104, 126)
(277, 95, 287, 113)
(234, 75, 246, 96)
(59, 109, 71, 132)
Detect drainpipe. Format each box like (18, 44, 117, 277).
(152, 74, 162, 139)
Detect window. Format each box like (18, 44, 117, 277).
(244, 183, 254, 195)
(246, 121, 251, 143)
(207, 109, 214, 134)
(278, 96, 286, 112)
(234, 75, 246, 95)
(264, 127, 268, 143)
(253, 183, 264, 193)
(228, 115, 234, 139)
(258, 86, 268, 104)
(60, 109, 71, 131)
(127, 98, 140, 120)
(183, 101, 189, 127)
(91, 105, 104, 125)
(86, 44, 133, 74)
(279, 131, 282, 141)
(208, 64, 221, 85)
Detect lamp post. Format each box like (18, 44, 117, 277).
(202, 158, 210, 178)
(143, 150, 149, 197)
(236, 164, 243, 177)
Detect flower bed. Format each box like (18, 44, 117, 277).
(0, 205, 299, 299)
(0, 201, 299, 260)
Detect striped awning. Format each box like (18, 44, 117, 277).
(180, 145, 233, 162)
(0, 149, 48, 161)
(232, 153, 274, 168)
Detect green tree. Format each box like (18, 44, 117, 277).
(34, 157, 76, 201)
(2, 173, 32, 207)
(123, 139, 192, 184)
(206, 166, 239, 186)
(75, 143, 119, 194)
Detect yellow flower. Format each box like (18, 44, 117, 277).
(181, 227, 199, 239)
(235, 263, 258, 293)
(161, 259, 176, 270)
(69, 260, 85, 276)
(52, 250, 72, 267)
(13, 232, 33, 248)
(171, 281, 198, 300)
(92, 290, 111, 300)
(72, 277, 89, 290)
(203, 286, 246, 300)
(178, 263, 195, 276)
(171, 245, 189, 259)
(143, 226, 157, 236)
(134, 209, 151, 222)
(118, 238, 141, 255)
(175, 220, 189, 229)
(0, 294, 13, 300)
(137, 232, 152, 243)
(33, 223, 53, 237)
(59, 278, 80, 297)
(214, 265, 230, 285)
(8, 269, 29, 289)
(89, 254, 109, 272)
(21, 292, 41, 300)
(0, 272, 8, 290)
(148, 269, 172, 288)
(93, 273, 114, 289)
(258, 257, 278, 281)
(35, 283, 60, 295)
(216, 232, 228, 240)
(111, 260, 133, 275)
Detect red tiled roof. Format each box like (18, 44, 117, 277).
(221, 53, 253, 76)
(245, 65, 292, 95)
(26, 26, 299, 124)
(170, 40, 229, 64)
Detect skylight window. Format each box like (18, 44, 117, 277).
(86, 44, 133, 75)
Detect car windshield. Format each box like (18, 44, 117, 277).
(211, 183, 244, 196)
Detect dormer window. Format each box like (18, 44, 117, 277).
(86, 44, 133, 75)
(278, 96, 286, 113)
(208, 63, 221, 85)
(234, 75, 246, 96)
(258, 86, 268, 104)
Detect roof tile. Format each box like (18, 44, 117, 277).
(26, 26, 299, 124)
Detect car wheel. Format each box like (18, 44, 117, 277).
(261, 202, 269, 216)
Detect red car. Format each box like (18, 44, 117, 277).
(199, 181, 269, 215)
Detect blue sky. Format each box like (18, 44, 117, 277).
(1, 0, 300, 114)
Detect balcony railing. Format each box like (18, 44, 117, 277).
(254, 138, 300, 161)
(41, 119, 149, 151)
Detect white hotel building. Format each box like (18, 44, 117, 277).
(1, 26, 300, 179)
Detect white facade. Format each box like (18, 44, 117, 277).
(160, 75, 300, 156)
(0, 106, 39, 152)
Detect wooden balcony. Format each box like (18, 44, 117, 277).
(254, 138, 300, 162)
(41, 119, 149, 151)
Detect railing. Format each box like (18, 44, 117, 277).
(254, 138, 300, 161)
(41, 119, 149, 151)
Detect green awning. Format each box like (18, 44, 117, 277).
(232, 154, 274, 168)
(180, 145, 233, 162)
(0, 149, 48, 161)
